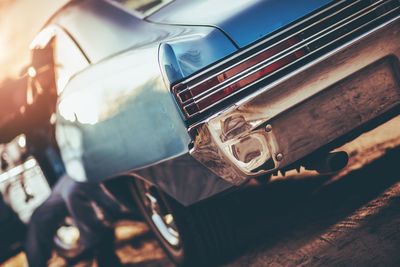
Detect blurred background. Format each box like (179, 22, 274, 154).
(0, 0, 67, 81)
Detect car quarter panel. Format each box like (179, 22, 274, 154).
(51, 0, 237, 70)
(55, 38, 234, 205)
(49, 0, 242, 205)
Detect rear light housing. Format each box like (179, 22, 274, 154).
(172, 0, 400, 122)
(172, 36, 308, 119)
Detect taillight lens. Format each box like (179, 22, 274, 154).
(173, 36, 308, 118)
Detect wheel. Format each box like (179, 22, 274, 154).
(130, 177, 239, 267)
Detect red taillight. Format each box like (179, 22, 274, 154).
(174, 36, 308, 118)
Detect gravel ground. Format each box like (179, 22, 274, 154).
(2, 117, 399, 267)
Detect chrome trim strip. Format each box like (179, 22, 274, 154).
(177, 0, 400, 119)
(186, 7, 400, 117)
(180, 0, 349, 85)
(188, 14, 400, 134)
(186, 0, 386, 103)
(178, 0, 367, 99)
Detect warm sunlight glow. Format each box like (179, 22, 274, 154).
(28, 66, 37, 78)
(58, 92, 101, 125)
(17, 135, 26, 148)
(0, 37, 7, 65)
(0, 0, 68, 81)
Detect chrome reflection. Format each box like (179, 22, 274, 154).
(54, 224, 80, 251)
(191, 119, 280, 185)
(189, 16, 400, 186)
(143, 185, 180, 247)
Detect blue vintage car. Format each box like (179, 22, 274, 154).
(23, 0, 400, 265)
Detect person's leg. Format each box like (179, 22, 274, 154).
(81, 182, 125, 222)
(25, 177, 69, 267)
(61, 181, 109, 248)
(61, 178, 123, 266)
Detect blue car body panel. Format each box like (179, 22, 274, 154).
(148, 0, 334, 48)
(53, 0, 238, 71)
(48, 0, 337, 205)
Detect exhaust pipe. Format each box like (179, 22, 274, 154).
(304, 151, 349, 174)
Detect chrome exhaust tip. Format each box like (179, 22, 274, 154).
(304, 151, 349, 174)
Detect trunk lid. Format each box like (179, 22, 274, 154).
(147, 0, 335, 48)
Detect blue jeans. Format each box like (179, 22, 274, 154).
(25, 175, 123, 267)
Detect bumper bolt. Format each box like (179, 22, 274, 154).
(275, 153, 283, 161)
(265, 124, 272, 132)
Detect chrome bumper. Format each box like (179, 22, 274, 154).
(190, 17, 400, 185)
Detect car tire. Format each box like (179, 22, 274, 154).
(130, 177, 238, 267)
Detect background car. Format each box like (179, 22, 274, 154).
(0, 136, 50, 262)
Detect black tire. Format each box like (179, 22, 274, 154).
(130, 178, 239, 267)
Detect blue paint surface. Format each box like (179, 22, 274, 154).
(149, 0, 334, 47)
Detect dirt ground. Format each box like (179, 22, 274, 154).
(1, 116, 399, 267)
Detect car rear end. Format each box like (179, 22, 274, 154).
(170, 0, 400, 185)
(83, 1, 400, 266)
